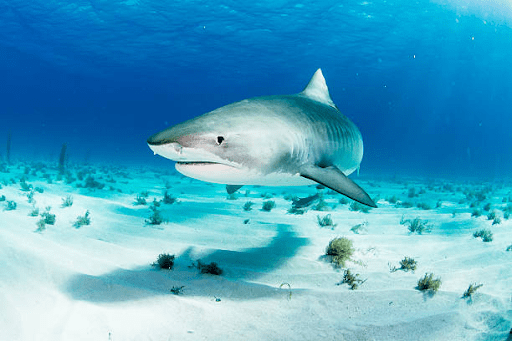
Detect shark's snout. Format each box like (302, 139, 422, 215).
(147, 126, 188, 160)
(147, 131, 172, 146)
(148, 141, 183, 160)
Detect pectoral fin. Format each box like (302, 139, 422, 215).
(300, 165, 377, 208)
(226, 185, 243, 194)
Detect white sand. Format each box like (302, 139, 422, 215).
(0, 163, 510, 340)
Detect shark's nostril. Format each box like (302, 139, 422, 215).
(172, 143, 182, 154)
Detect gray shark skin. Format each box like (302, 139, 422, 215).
(148, 69, 376, 207)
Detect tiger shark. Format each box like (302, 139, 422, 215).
(147, 69, 376, 207)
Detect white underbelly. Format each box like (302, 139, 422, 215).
(175, 162, 316, 186)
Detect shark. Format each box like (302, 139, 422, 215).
(147, 69, 376, 207)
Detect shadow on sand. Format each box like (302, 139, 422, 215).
(64, 224, 309, 303)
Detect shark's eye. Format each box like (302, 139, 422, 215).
(216, 136, 225, 145)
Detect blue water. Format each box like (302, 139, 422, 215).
(0, 0, 511, 178)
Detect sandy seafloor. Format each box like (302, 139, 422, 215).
(0, 161, 511, 341)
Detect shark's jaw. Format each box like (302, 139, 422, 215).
(148, 142, 246, 184)
(148, 142, 226, 164)
(148, 142, 313, 186)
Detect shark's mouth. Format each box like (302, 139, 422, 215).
(176, 161, 237, 169)
(177, 161, 223, 165)
(174, 161, 244, 184)
(148, 142, 235, 168)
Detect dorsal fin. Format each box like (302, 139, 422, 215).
(300, 69, 335, 108)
